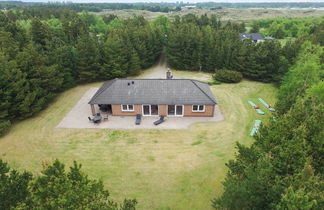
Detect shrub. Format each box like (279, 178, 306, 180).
(0, 120, 11, 136)
(213, 70, 243, 83)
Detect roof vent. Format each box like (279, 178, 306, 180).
(132, 81, 134, 84)
(127, 82, 130, 86)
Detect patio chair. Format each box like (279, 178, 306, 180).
(135, 114, 141, 125)
(153, 116, 165, 125)
(103, 114, 108, 121)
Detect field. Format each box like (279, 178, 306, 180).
(95, 8, 324, 22)
(0, 69, 277, 209)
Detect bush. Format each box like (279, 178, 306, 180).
(0, 120, 11, 136)
(213, 70, 243, 83)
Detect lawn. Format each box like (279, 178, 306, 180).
(0, 71, 277, 209)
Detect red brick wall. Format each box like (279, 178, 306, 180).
(183, 105, 215, 117)
(111, 104, 141, 116)
(111, 104, 215, 117)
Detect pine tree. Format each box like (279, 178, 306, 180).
(276, 41, 322, 114)
(76, 33, 100, 82)
(129, 49, 141, 76)
(276, 187, 316, 210)
(20, 160, 137, 209)
(101, 33, 128, 79)
(31, 18, 50, 48)
(0, 159, 32, 209)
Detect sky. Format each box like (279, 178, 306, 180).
(17, 0, 324, 3)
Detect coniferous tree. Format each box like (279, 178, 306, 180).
(276, 41, 323, 114)
(31, 18, 50, 48)
(0, 159, 32, 209)
(213, 42, 324, 210)
(20, 160, 137, 209)
(129, 49, 141, 76)
(101, 33, 128, 79)
(76, 33, 100, 82)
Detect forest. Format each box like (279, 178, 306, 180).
(0, 9, 164, 135)
(0, 6, 323, 209)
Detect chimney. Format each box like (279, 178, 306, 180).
(166, 68, 173, 79)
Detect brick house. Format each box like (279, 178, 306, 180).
(88, 78, 217, 117)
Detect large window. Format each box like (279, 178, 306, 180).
(168, 105, 183, 116)
(192, 105, 205, 112)
(121, 104, 134, 111)
(142, 105, 159, 116)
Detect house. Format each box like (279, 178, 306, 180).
(181, 5, 197, 11)
(88, 78, 217, 117)
(239, 33, 264, 43)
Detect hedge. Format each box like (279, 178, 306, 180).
(213, 70, 243, 83)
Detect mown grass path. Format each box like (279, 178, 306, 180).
(0, 65, 277, 209)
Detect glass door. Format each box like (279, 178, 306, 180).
(143, 105, 159, 116)
(168, 105, 175, 116)
(151, 105, 159, 115)
(168, 105, 183, 116)
(176, 105, 183, 116)
(143, 105, 150, 116)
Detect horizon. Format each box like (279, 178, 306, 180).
(16, 0, 324, 3)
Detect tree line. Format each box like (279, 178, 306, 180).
(0, 9, 163, 135)
(213, 40, 324, 209)
(166, 14, 324, 83)
(0, 159, 137, 209)
(166, 14, 289, 83)
(0, 2, 178, 13)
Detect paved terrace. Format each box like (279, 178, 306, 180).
(56, 88, 224, 130)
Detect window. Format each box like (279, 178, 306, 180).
(192, 105, 205, 112)
(168, 105, 183, 116)
(142, 105, 159, 116)
(168, 105, 175, 115)
(121, 104, 134, 111)
(151, 105, 159, 115)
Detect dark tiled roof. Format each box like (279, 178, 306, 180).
(89, 79, 217, 105)
(239, 33, 264, 41)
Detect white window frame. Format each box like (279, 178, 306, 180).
(192, 105, 205, 112)
(121, 104, 134, 112)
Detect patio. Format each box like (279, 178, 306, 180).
(56, 88, 224, 129)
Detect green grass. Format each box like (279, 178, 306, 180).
(0, 72, 277, 209)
